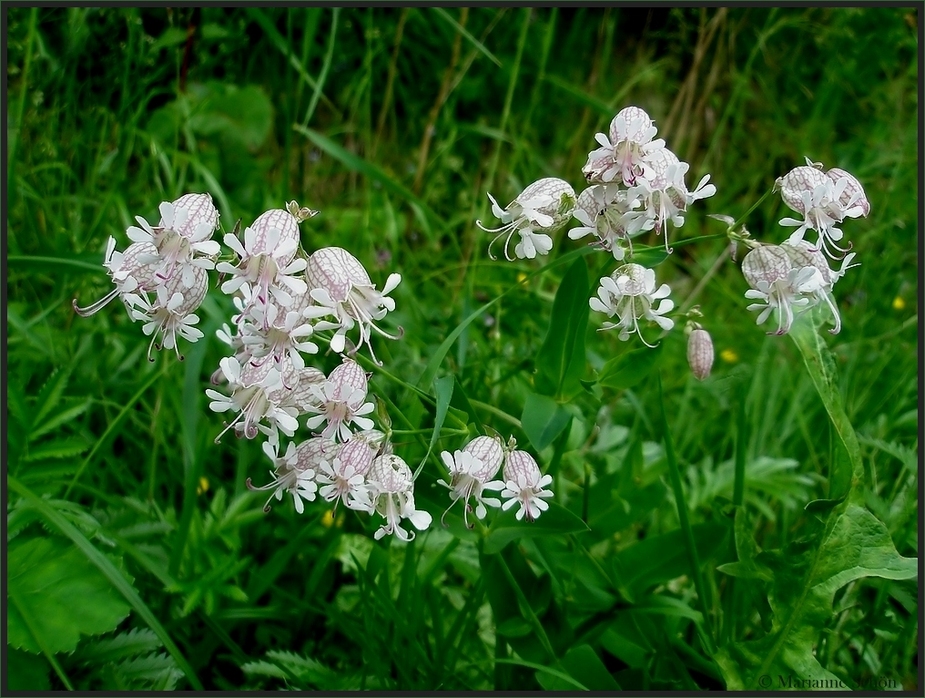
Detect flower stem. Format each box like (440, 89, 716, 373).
(657, 373, 716, 655)
(731, 186, 775, 232)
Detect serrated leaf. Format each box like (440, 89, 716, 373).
(534, 256, 590, 399)
(29, 399, 92, 441)
(597, 344, 663, 390)
(74, 628, 162, 663)
(23, 436, 90, 461)
(716, 502, 918, 690)
(483, 502, 589, 555)
(7, 536, 131, 654)
(521, 391, 571, 452)
(113, 652, 181, 690)
(30, 367, 70, 429)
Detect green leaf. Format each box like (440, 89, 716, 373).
(716, 502, 918, 690)
(73, 627, 163, 664)
(537, 644, 621, 690)
(484, 502, 589, 555)
(23, 435, 90, 461)
(789, 314, 863, 496)
(534, 256, 590, 399)
(30, 367, 70, 430)
(419, 375, 454, 477)
(597, 344, 663, 390)
(7, 647, 51, 691)
(521, 392, 571, 452)
(7, 536, 131, 654)
(612, 522, 729, 602)
(449, 375, 485, 435)
(8, 476, 204, 690)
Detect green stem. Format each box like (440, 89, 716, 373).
(722, 397, 748, 646)
(658, 373, 716, 655)
(731, 186, 775, 232)
(496, 555, 557, 661)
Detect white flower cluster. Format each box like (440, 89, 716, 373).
(439, 435, 553, 526)
(73, 193, 221, 360)
(740, 159, 867, 335)
(582, 107, 714, 346)
(475, 106, 716, 348)
(76, 195, 430, 541)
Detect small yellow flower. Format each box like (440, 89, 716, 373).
(720, 349, 738, 364)
(517, 272, 528, 284)
(321, 509, 335, 527)
(196, 476, 209, 495)
(893, 296, 906, 311)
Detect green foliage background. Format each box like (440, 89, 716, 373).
(5, 6, 919, 691)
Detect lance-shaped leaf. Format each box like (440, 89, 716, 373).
(534, 256, 590, 400)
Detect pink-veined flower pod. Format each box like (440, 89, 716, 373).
(499, 450, 554, 522)
(306, 247, 402, 364)
(367, 454, 432, 541)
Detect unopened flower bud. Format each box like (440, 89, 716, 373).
(687, 328, 714, 381)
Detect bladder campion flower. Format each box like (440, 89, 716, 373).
(367, 454, 433, 541)
(499, 450, 554, 522)
(439, 435, 506, 527)
(590, 263, 675, 346)
(476, 178, 576, 261)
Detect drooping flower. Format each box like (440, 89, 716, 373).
(499, 450, 554, 522)
(438, 435, 505, 527)
(316, 442, 374, 513)
(366, 454, 432, 541)
(780, 240, 858, 334)
(206, 357, 300, 441)
(303, 357, 376, 441)
(73, 238, 161, 318)
(741, 245, 823, 335)
(217, 208, 307, 312)
(589, 263, 675, 346)
(776, 160, 866, 259)
(582, 106, 666, 186)
(476, 178, 576, 261)
(306, 247, 402, 364)
(238, 287, 327, 372)
(126, 193, 221, 288)
(568, 185, 647, 261)
(124, 266, 209, 360)
(247, 438, 337, 513)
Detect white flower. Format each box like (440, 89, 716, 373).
(568, 185, 648, 261)
(741, 245, 824, 335)
(438, 435, 505, 527)
(776, 161, 864, 259)
(589, 263, 675, 346)
(316, 455, 372, 513)
(124, 266, 208, 360)
(126, 193, 221, 288)
(304, 357, 376, 441)
(73, 238, 161, 318)
(582, 106, 667, 186)
(247, 438, 337, 514)
(217, 208, 307, 310)
(206, 357, 300, 441)
(306, 247, 402, 364)
(367, 454, 432, 541)
(239, 288, 324, 372)
(500, 450, 554, 522)
(476, 178, 575, 261)
(780, 240, 858, 335)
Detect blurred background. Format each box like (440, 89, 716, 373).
(5, 6, 919, 691)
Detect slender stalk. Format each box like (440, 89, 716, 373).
(722, 397, 748, 645)
(658, 373, 716, 654)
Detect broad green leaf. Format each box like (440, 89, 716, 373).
(534, 256, 590, 399)
(597, 344, 663, 390)
(521, 391, 571, 452)
(536, 644, 621, 690)
(7, 536, 131, 654)
(789, 313, 862, 497)
(716, 506, 772, 582)
(612, 522, 729, 602)
(484, 502, 589, 555)
(716, 502, 918, 690)
(450, 375, 485, 435)
(7, 647, 51, 690)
